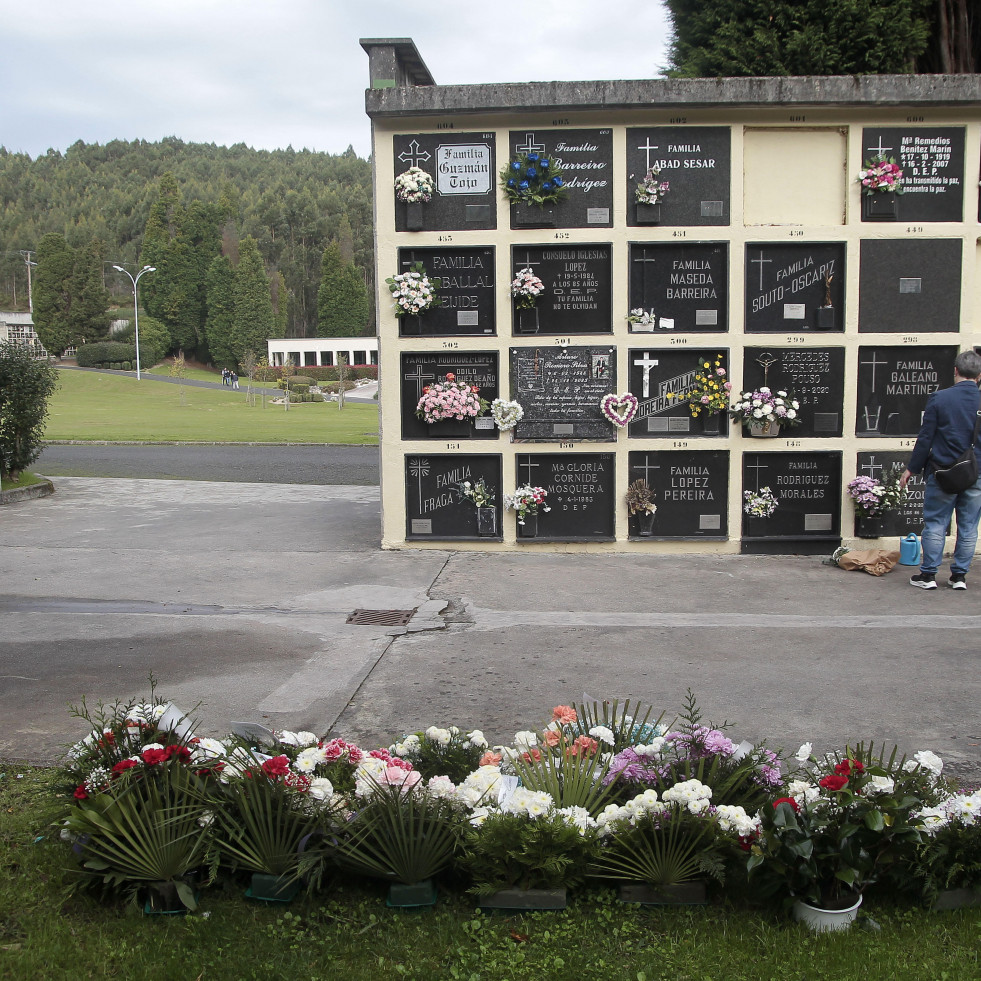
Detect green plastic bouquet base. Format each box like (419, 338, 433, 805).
(934, 887, 981, 911)
(479, 887, 567, 911)
(143, 891, 198, 916)
(618, 881, 708, 906)
(386, 879, 438, 908)
(246, 873, 300, 904)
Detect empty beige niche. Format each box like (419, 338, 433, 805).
(743, 127, 847, 226)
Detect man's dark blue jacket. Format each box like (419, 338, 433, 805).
(908, 379, 981, 475)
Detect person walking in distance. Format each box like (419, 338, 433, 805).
(899, 350, 981, 590)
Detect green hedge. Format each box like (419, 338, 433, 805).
(76, 342, 154, 370)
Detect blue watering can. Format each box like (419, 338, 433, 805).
(899, 534, 922, 566)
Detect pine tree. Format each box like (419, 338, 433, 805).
(229, 237, 274, 364)
(204, 254, 237, 368)
(665, 0, 933, 76)
(317, 241, 370, 337)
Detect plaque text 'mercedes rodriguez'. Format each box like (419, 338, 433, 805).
(511, 245, 612, 335)
(745, 243, 846, 333)
(510, 345, 616, 442)
(625, 127, 731, 227)
(393, 132, 497, 231)
(507, 129, 613, 227)
(861, 127, 964, 222)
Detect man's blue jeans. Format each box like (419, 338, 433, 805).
(920, 473, 981, 576)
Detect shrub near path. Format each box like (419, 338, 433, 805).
(44, 368, 378, 444)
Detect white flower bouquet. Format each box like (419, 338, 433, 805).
(394, 166, 435, 203)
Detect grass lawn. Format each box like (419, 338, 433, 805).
(45, 368, 378, 444)
(141, 364, 241, 385)
(0, 471, 46, 492)
(1, 765, 979, 981)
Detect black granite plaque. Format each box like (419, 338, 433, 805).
(743, 347, 845, 438)
(856, 346, 957, 437)
(858, 239, 961, 334)
(861, 128, 965, 222)
(396, 247, 495, 336)
(515, 453, 615, 540)
(511, 245, 612, 335)
(401, 352, 499, 441)
(510, 345, 616, 441)
(629, 450, 729, 537)
(628, 243, 728, 334)
(745, 243, 846, 333)
(393, 133, 496, 231)
(855, 451, 927, 538)
(742, 452, 842, 550)
(405, 454, 503, 540)
(625, 127, 731, 226)
(506, 129, 613, 228)
(627, 348, 730, 439)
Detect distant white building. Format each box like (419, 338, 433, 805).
(266, 335, 378, 368)
(0, 312, 49, 358)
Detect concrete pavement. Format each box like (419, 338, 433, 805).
(2, 477, 979, 785)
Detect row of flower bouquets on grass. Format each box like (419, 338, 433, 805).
(59, 691, 980, 928)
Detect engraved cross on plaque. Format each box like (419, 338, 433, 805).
(518, 457, 541, 485)
(750, 250, 773, 291)
(860, 456, 885, 480)
(632, 248, 659, 309)
(745, 457, 769, 492)
(634, 455, 660, 484)
(515, 133, 546, 156)
(866, 136, 893, 158)
(633, 352, 659, 398)
(408, 457, 430, 512)
(637, 137, 660, 170)
(398, 140, 432, 168)
(860, 351, 887, 392)
(400, 251, 419, 270)
(516, 250, 543, 273)
(404, 363, 436, 401)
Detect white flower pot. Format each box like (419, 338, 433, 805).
(793, 893, 862, 932)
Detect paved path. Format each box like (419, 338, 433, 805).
(2, 478, 980, 786)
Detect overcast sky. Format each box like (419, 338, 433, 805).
(2, 0, 672, 161)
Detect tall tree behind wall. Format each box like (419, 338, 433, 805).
(916, 0, 979, 72)
(228, 237, 275, 364)
(664, 0, 933, 75)
(316, 241, 370, 338)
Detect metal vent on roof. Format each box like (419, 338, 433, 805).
(346, 608, 415, 626)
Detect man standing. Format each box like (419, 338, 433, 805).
(899, 350, 981, 590)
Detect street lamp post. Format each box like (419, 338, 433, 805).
(113, 264, 156, 381)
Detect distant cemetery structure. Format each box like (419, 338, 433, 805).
(0, 313, 48, 358)
(266, 336, 378, 368)
(362, 37, 981, 553)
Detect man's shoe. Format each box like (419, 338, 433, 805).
(910, 573, 937, 590)
(948, 574, 967, 590)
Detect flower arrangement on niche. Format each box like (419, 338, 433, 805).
(846, 466, 906, 518)
(386, 261, 441, 317)
(599, 392, 639, 428)
(504, 485, 550, 525)
(459, 477, 495, 509)
(510, 267, 545, 308)
(729, 387, 801, 431)
(857, 156, 904, 195)
(743, 486, 778, 518)
(625, 479, 657, 517)
(500, 151, 565, 207)
(490, 398, 524, 431)
(634, 165, 670, 205)
(667, 355, 732, 418)
(415, 372, 488, 424)
(394, 166, 435, 203)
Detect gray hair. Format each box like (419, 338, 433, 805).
(954, 350, 981, 380)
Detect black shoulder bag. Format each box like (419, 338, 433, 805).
(933, 409, 981, 494)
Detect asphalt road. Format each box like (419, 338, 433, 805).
(36, 443, 380, 485)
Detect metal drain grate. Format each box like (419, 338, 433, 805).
(346, 608, 415, 626)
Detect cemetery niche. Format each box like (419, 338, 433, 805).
(625, 127, 731, 227)
(628, 243, 728, 334)
(401, 352, 499, 441)
(393, 133, 496, 231)
(628, 450, 729, 538)
(741, 451, 842, 554)
(745, 243, 845, 333)
(856, 346, 957, 437)
(861, 127, 965, 223)
(858, 239, 962, 334)
(627, 348, 729, 439)
(405, 454, 503, 541)
(510, 345, 616, 442)
(397, 247, 495, 336)
(743, 348, 845, 438)
(510, 245, 612, 335)
(514, 453, 615, 540)
(506, 129, 613, 228)
(854, 451, 929, 539)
